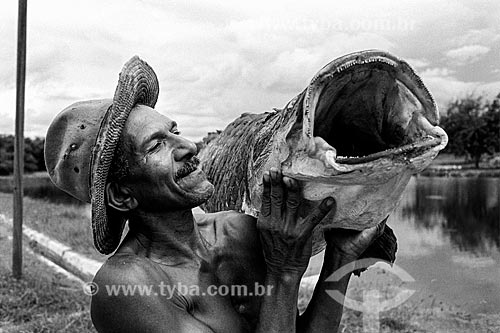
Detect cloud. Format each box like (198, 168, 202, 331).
(452, 29, 500, 46)
(152, 18, 395, 140)
(420, 67, 500, 113)
(420, 67, 456, 78)
(445, 44, 490, 65)
(405, 58, 430, 69)
(1, 0, 499, 140)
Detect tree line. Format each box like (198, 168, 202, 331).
(440, 93, 500, 167)
(0, 136, 46, 175)
(0, 93, 499, 175)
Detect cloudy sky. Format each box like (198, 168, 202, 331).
(1, 0, 499, 140)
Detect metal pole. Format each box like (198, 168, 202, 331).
(13, 0, 27, 279)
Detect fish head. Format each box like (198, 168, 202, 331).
(249, 50, 447, 233)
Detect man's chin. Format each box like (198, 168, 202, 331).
(182, 187, 213, 210)
(190, 181, 214, 203)
(177, 175, 214, 206)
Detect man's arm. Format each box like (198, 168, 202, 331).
(297, 243, 353, 332)
(297, 222, 386, 332)
(90, 257, 214, 333)
(254, 169, 334, 332)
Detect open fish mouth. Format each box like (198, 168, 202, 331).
(291, 50, 448, 174)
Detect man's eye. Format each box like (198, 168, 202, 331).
(150, 141, 163, 152)
(171, 128, 181, 135)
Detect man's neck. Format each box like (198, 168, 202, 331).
(125, 208, 209, 266)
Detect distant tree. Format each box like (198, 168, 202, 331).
(441, 94, 500, 168)
(27, 137, 46, 172)
(483, 93, 500, 154)
(24, 137, 39, 173)
(0, 135, 46, 175)
(0, 135, 14, 175)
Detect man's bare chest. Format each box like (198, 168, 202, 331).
(163, 252, 264, 333)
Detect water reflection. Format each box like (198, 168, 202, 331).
(398, 177, 500, 255)
(387, 177, 500, 314)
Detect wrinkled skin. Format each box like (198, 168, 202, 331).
(111, 104, 214, 212)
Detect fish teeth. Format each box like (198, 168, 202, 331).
(432, 126, 448, 150)
(305, 137, 354, 172)
(323, 150, 353, 172)
(416, 114, 448, 150)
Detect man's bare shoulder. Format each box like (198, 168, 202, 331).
(93, 253, 167, 286)
(91, 253, 174, 314)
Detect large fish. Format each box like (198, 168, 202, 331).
(198, 50, 448, 254)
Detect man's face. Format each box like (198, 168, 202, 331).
(118, 104, 214, 212)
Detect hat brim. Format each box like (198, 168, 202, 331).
(90, 56, 159, 254)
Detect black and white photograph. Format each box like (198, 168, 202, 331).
(0, 1, 499, 332)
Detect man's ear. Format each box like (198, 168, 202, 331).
(106, 182, 138, 212)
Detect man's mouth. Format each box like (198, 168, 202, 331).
(175, 156, 200, 181)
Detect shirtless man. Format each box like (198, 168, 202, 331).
(45, 57, 386, 332)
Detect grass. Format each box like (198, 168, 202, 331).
(0, 192, 106, 262)
(0, 173, 107, 261)
(0, 172, 82, 205)
(338, 301, 500, 332)
(0, 222, 95, 332)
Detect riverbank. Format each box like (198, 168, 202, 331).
(420, 166, 500, 177)
(421, 153, 500, 177)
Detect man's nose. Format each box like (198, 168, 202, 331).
(173, 135, 198, 161)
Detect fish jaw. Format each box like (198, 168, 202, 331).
(281, 114, 448, 185)
(301, 171, 412, 231)
(276, 50, 448, 230)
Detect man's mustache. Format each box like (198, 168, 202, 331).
(175, 156, 200, 181)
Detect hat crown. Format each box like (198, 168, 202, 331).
(45, 99, 113, 203)
(45, 56, 159, 254)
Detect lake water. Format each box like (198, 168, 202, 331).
(388, 176, 500, 315)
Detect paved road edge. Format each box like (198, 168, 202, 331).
(0, 213, 102, 282)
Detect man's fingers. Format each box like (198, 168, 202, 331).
(269, 168, 284, 221)
(260, 171, 271, 217)
(318, 197, 336, 216)
(303, 197, 335, 234)
(283, 177, 300, 229)
(284, 177, 300, 212)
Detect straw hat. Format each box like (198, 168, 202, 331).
(45, 56, 159, 254)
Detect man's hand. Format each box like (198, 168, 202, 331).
(324, 220, 387, 262)
(255, 168, 334, 333)
(257, 168, 335, 275)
